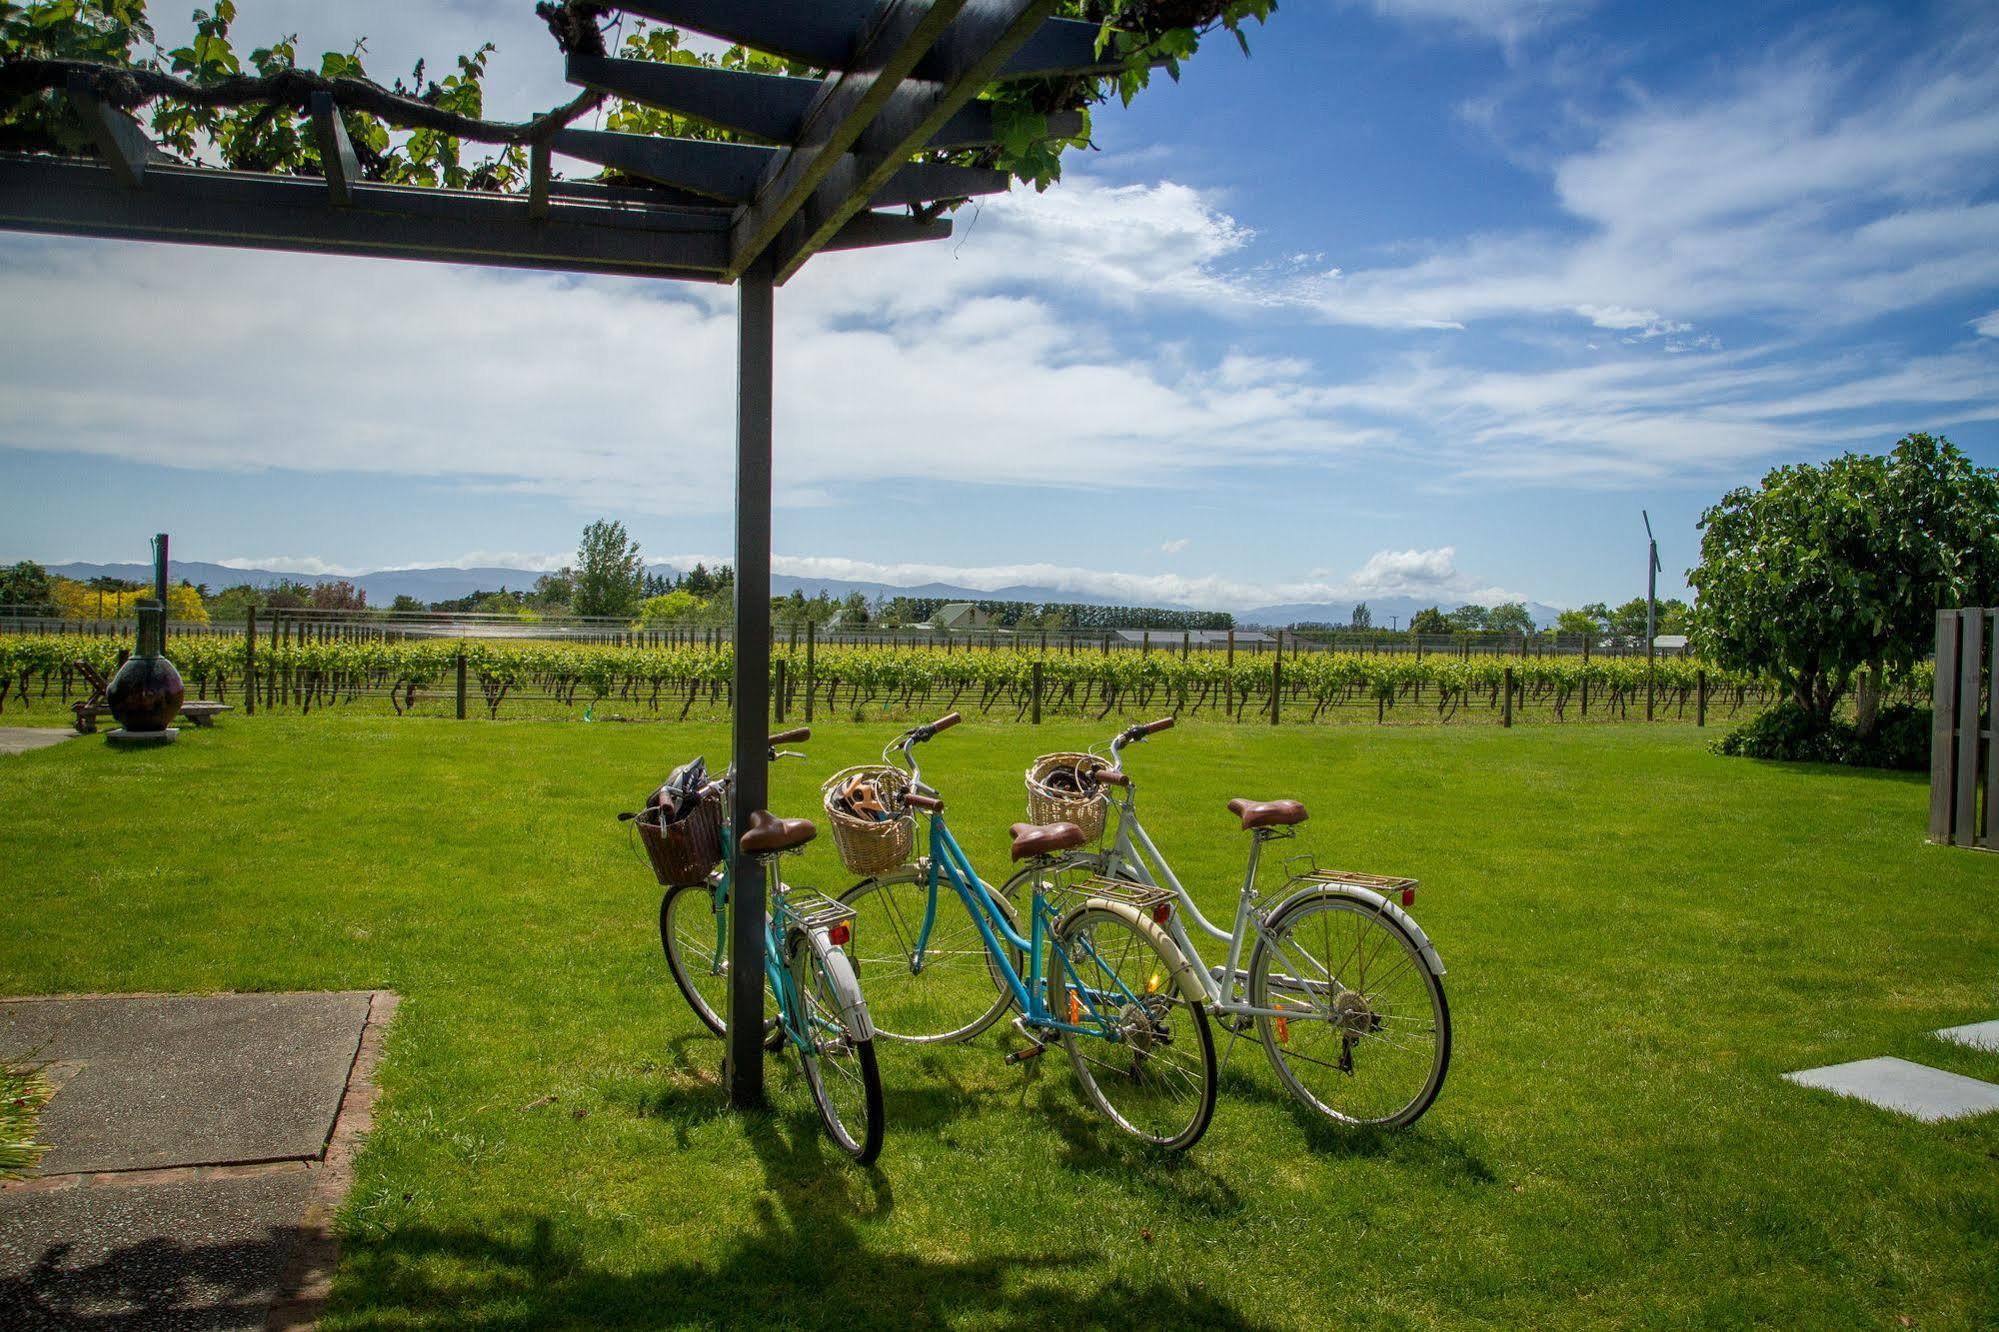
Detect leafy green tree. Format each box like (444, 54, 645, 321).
(0, 560, 55, 614)
(531, 570, 575, 610)
(1555, 606, 1607, 641)
(1608, 598, 1654, 643)
(308, 579, 366, 611)
(572, 520, 644, 619)
(1445, 604, 1490, 633)
(1349, 602, 1372, 631)
(1408, 606, 1450, 636)
(840, 592, 870, 627)
(636, 590, 702, 626)
(387, 594, 425, 614)
(1486, 602, 1535, 635)
(1689, 432, 1999, 732)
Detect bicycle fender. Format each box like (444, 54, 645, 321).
(1281, 885, 1446, 976)
(805, 930, 877, 1042)
(1061, 899, 1209, 1006)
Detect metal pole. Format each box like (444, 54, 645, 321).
(1644, 510, 1658, 723)
(244, 606, 256, 716)
(726, 260, 775, 1108)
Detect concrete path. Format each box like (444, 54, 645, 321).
(0, 991, 394, 1330)
(0, 728, 72, 756)
(1784, 1055, 1999, 1122)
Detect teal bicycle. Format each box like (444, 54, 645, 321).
(639, 728, 884, 1164)
(837, 713, 1217, 1151)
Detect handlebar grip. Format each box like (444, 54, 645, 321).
(769, 726, 811, 745)
(1091, 769, 1130, 787)
(912, 711, 961, 742)
(1142, 717, 1176, 736)
(903, 792, 944, 812)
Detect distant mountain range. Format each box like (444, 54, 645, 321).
(47, 561, 1559, 627)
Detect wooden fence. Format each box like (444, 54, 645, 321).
(1930, 608, 1996, 850)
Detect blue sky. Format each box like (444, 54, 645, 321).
(2, 0, 1996, 612)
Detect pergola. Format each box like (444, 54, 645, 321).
(0, 0, 1124, 1105)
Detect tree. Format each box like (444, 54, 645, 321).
(840, 592, 870, 627)
(1554, 607, 1601, 640)
(1445, 604, 1490, 633)
(572, 520, 644, 619)
(0, 560, 54, 614)
(308, 580, 366, 611)
(637, 590, 702, 626)
(1408, 606, 1450, 636)
(1607, 598, 1653, 643)
(1486, 602, 1535, 636)
(531, 570, 575, 609)
(1689, 432, 1999, 732)
(1349, 602, 1372, 631)
(388, 594, 425, 614)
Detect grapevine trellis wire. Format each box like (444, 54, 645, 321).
(0, 0, 1149, 1106)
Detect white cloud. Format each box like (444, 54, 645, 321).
(1160, 538, 1191, 554)
(216, 555, 363, 576)
(1976, 310, 1999, 338)
(1344, 0, 1594, 46)
(646, 547, 1522, 611)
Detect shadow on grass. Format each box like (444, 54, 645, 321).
(327, 1103, 1278, 1331)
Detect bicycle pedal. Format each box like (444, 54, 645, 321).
(1003, 1043, 1047, 1065)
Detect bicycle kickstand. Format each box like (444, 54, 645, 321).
(1003, 1014, 1051, 1065)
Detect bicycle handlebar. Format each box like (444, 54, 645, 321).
(769, 726, 811, 746)
(909, 711, 960, 743)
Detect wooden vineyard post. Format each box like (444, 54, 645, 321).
(1581, 635, 1591, 718)
(1270, 656, 1282, 726)
(1503, 666, 1513, 728)
(1953, 610, 1982, 847)
(243, 607, 256, 717)
(1928, 611, 1958, 844)
(1226, 629, 1235, 667)
(805, 620, 816, 724)
(456, 650, 468, 720)
(1031, 660, 1043, 725)
(773, 657, 787, 723)
(1697, 670, 1707, 727)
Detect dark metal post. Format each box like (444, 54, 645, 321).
(805, 618, 816, 724)
(456, 650, 468, 720)
(243, 606, 256, 716)
(726, 260, 775, 1108)
(1031, 659, 1043, 725)
(1503, 666, 1514, 728)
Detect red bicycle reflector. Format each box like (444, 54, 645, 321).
(1401, 888, 1416, 907)
(1275, 1016, 1290, 1044)
(827, 922, 851, 947)
(1152, 904, 1172, 925)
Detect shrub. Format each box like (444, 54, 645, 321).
(1, 1062, 50, 1180)
(1714, 702, 1930, 771)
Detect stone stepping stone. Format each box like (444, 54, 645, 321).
(1933, 1020, 1999, 1054)
(1784, 1056, 1999, 1122)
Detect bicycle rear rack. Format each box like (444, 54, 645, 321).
(778, 888, 857, 931)
(1069, 876, 1175, 914)
(1297, 869, 1420, 895)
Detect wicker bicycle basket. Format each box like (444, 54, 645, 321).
(634, 790, 725, 887)
(1025, 752, 1110, 843)
(821, 765, 916, 877)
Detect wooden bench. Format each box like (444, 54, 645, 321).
(70, 660, 233, 732)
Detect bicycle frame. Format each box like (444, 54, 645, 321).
(687, 810, 832, 1050)
(1085, 738, 1444, 1018)
(915, 811, 1136, 1038)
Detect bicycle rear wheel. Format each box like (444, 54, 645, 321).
(1248, 889, 1450, 1128)
(1049, 905, 1216, 1151)
(839, 864, 1017, 1043)
(788, 934, 884, 1164)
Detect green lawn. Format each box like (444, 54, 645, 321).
(2, 716, 1995, 1329)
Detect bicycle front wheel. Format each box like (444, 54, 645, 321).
(1049, 906, 1216, 1151)
(1248, 889, 1450, 1128)
(788, 934, 885, 1165)
(839, 864, 1017, 1043)
(660, 877, 729, 1037)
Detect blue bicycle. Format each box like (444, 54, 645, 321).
(838, 714, 1217, 1151)
(641, 728, 884, 1164)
